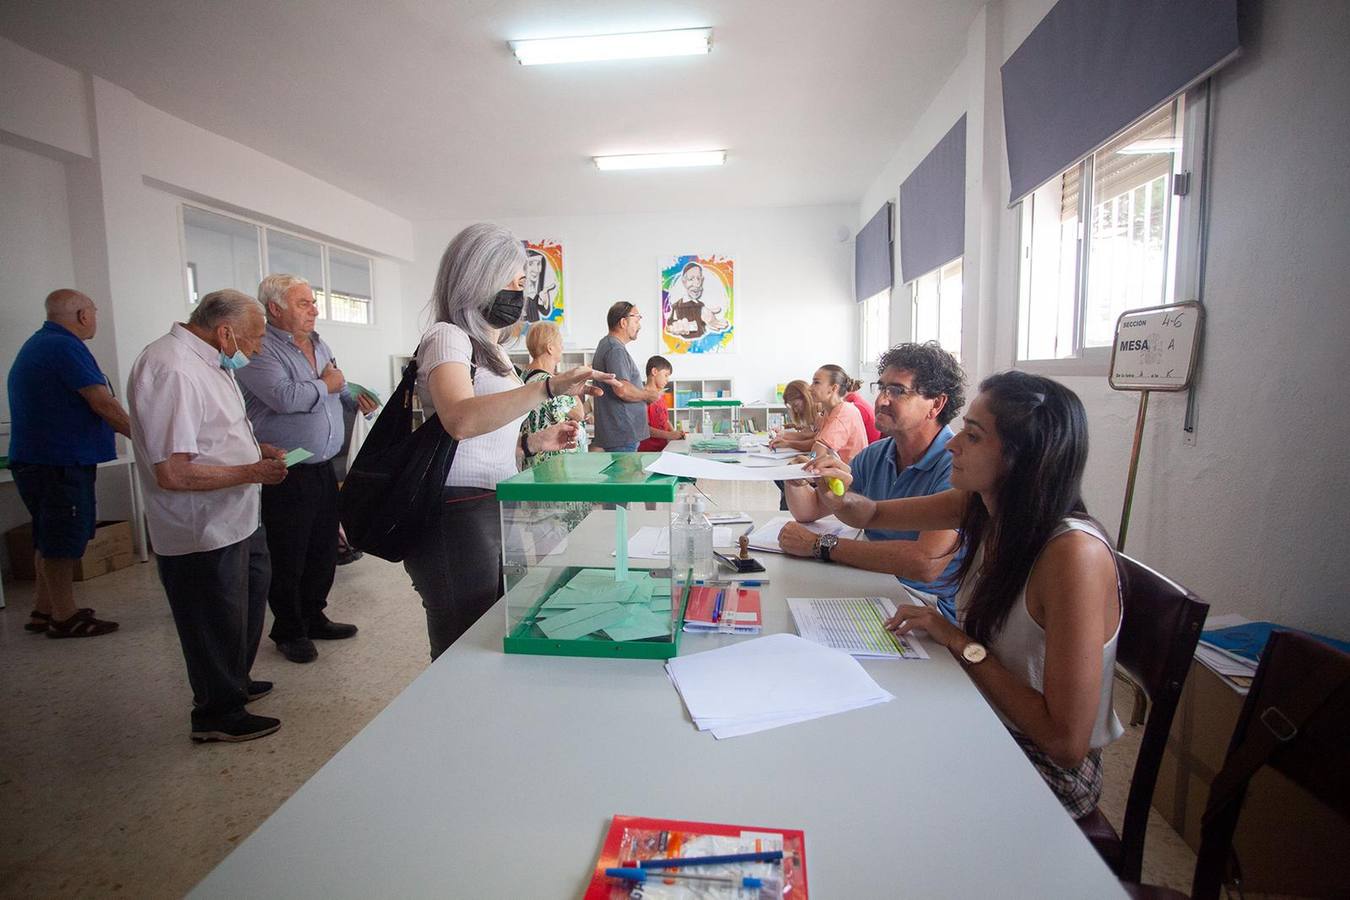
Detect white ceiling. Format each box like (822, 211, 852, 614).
(0, 0, 983, 221)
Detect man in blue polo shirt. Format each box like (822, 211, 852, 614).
(779, 342, 967, 620)
(8, 289, 131, 638)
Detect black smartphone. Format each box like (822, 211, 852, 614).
(715, 552, 766, 574)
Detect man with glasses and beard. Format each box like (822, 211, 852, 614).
(779, 342, 968, 621)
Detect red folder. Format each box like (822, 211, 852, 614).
(584, 814, 808, 898)
(682, 586, 763, 633)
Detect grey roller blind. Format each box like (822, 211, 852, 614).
(899, 115, 966, 284)
(854, 202, 893, 301)
(1002, 0, 1239, 205)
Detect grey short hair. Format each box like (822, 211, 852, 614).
(428, 223, 525, 377)
(258, 274, 310, 312)
(45, 288, 92, 317)
(190, 289, 264, 329)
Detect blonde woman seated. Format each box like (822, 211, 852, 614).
(519, 321, 585, 467)
(767, 379, 819, 452)
(806, 371, 1123, 818)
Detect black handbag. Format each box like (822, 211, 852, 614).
(338, 353, 469, 562)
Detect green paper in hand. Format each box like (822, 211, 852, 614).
(284, 448, 315, 468)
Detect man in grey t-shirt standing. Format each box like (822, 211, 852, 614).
(592, 301, 661, 452)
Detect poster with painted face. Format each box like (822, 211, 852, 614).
(661, 254, 734, 354)
(521, 240, 564, 328)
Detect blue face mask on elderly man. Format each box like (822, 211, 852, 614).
(218, 327, 250, 370)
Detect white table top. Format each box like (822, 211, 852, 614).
(192, 509, 1124, 899)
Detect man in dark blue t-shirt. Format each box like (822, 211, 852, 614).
(780, 342, 967, 620)
(8, 289, 131, 638)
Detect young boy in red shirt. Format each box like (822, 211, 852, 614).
(637, 356, 686, 452)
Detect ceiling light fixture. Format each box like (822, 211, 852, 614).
(593, 150, 726, 171)
(510, 27, 712, 66)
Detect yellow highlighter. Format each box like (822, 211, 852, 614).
(815, 441, 847, 496)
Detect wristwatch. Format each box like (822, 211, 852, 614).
(960, 641, 988, 666)
(813, 533, 839, 563)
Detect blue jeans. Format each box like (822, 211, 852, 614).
(11, 463, 97, 558)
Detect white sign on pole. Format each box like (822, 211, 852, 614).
(1108, 301, 1204, 392)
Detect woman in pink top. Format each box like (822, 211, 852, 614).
(844, 390, 882, 443)
(808, 365, 867, 462)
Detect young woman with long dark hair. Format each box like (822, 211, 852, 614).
(807, 371, 1123, 817)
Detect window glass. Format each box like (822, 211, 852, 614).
(1017, 96, 1187, 361)
(182, 207, 261, 304)
(858, 290, 891, 376)
(911, 258, 962, 360)
(328, 247, 373, 325)
(1083, 99, 1182, 347)
(266, 231, 326, 317)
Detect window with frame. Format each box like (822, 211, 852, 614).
(911, 257, 962, 360)
(1017, 95, 1195, 363)
(858, 289, 891, 376)
(181, 204, 375, 325)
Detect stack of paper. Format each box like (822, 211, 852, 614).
(534, 569, 675, 642)
(745, 515, 861, 554)
(665, 633, 893, 739)
(788, 596, 930, 659)
(1194, 613, 1257, 692)
(621, 525, 742, 559)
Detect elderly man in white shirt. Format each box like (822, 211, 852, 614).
(128, 290, 289, 744)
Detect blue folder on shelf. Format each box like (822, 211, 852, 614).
(1201, 621, 1350, 663)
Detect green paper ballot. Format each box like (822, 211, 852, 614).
(284, 448, 315, 468)
(538, 603, 630, 640)
(347, 382, 382, 404)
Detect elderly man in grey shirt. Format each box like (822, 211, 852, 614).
(592, 301, 661, 452)
(235, 274, 377, 664)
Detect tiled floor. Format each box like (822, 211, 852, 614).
(0, 482, 1203, 897)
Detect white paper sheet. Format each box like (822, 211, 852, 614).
(665, 633, 893, 739)
(745, 515, 861, 554)
(644, 451, 812, 482)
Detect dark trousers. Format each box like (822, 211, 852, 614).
(260, 461, 338, 642)
(157, 527, 270, 727)
(402, 488, 503, 661)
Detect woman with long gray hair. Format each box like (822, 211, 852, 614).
(403, 223, 615, 659)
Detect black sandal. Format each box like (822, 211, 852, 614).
(25, 611, 52, 634)
(46, 608, 119, 639)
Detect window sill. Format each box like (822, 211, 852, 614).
(1015, 350, 1110, 379)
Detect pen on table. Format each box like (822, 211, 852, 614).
(636, 849, 785, 869)
(605, 867, 764, 888)
(711, 588, 725, 623)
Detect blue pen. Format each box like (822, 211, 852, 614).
(638, 850, 785, 869)
(605, 868, 764, 888)
(711, 589, 724, 622)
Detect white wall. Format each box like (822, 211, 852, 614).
(406, 206, 858, 405)
(0, 142, 79, 422)
(0, 41, 416, 575)
(860, 0, 1350, 636)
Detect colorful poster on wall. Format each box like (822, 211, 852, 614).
(522, 240, 564, 329)
(661, 254, 734, 354)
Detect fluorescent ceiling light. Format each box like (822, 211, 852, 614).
(593, 151, 726, 171)
(510, 28, 712, 66)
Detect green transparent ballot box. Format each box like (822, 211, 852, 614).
(496, 453, 687, 659)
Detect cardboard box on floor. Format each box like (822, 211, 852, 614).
(4, 521, 135, 582)
(1154, 658, 1350, 896)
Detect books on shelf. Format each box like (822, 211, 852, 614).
(584, 814, 809, 899)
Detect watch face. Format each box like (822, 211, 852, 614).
(962, 642, 987, 665)
(819, 534, 839, 548)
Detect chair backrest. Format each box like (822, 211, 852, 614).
(1112, 554, 1210, 883)
(1191, 630, 1350, 900)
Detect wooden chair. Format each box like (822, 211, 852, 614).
(1077, 555, 1209, 882)
(1124, 630, 1350, 898)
